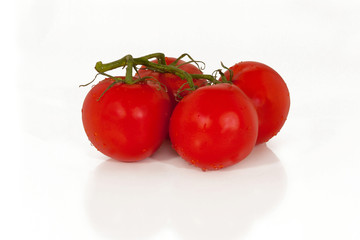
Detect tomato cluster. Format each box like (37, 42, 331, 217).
(82, 54, 290, 171)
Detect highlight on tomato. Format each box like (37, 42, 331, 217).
(223, 61, 290, 144)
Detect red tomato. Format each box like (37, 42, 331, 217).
(169, 83, 258, 171)
(82, 78, 171, 162)
(136, 57, 207, 107)
(223, 61, 290, 144)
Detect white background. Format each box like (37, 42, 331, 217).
(1, 0, 360, 239)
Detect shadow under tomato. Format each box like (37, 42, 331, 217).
(149, 139, 179, 161)
(224, 143, 282, 170)
(85, 143, 287, 240)
(149, 140, 207, 171)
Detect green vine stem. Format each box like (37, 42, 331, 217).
(95, 53, 197, 89)
(136, 58, 196, 89)
(93, 53, 232, 96)
(95, 53, 166, 73)
(124, 55, 134, 84)
(190, 74, 219, 84)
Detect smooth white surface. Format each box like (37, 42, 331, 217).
(2, 0, 360, 239)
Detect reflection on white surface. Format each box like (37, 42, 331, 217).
(86, 141, 287, 240)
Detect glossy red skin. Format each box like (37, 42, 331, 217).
(82, 78, 171, 162)
(224, 61, 290, 144)
(136, 57, 207, 107)
(169, 84, 258, 171)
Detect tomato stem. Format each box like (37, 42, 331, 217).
(220, 62, 233, 82)
(124, 55, 134, 84)
(137, 53, 166, 65)
(95, 53, 198, 89)
(190, 74, 219, 84)
(95, 55, 128, 73)
(170, 53, 206, 71)
(93, 53, 231, 97)
(136, 58, 196, 89)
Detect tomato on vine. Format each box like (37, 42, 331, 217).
(223, 61, 290, 144)
(82, 77, 171, 162)
(169, 83, 258, 171)
(82, 53, 289, 168)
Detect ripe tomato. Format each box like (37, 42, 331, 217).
(169, 83, 258, 171)
(82, 78, 171, 162)
(136, 57, 207, 107)
(223, 61, 290, 144)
